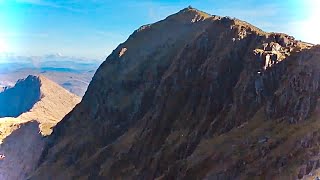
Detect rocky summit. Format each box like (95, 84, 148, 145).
(0, 75, 41, 118)
(29, 7, 320, 179)
(0, 75, 80, 180)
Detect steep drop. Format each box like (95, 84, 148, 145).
(30, 7, 320, 179)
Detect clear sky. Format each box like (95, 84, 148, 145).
(0, 0, 319, 60)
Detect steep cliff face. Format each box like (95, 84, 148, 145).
(30, 7, 320, 179)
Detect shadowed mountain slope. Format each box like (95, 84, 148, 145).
(30, 7, 320, 179)
(0, 75, 41, 118)
(0, 121, 44, 180)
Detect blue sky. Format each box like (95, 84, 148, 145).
(0, 0, 319, 60)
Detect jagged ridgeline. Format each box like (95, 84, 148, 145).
(29, 7, 320, 179)
(0, 76, 41, 118)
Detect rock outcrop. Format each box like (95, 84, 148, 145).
(0, 75, 80, 180)
(30, 7, 320, 179)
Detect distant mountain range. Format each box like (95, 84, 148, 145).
(0, 54, 101, 96)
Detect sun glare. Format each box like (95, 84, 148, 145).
(303, 0, 320, 44)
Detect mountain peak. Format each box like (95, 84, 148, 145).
(179, 5, 208, 15)
(0, 75, 80, 133)
(0, 75, 41, 118)
(179, 5, 199, 12)
(0, 75, 80, 180)
(165, 6, 212, 23)
(30, 8, 320, 180)
(18, 75, 40, 84)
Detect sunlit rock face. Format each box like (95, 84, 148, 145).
(0, 75, 80, 180)
(0, 75, 41, 118)
(29, 7, 320, 180)
(0, 121, 44, 180)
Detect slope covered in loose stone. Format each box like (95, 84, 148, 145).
(30, 7, 320, 180)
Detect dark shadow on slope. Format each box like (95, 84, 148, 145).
(0, 75, 41, 118)
(0, 121, 45, 180)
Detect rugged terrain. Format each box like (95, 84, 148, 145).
(0, 75, 41, 118)
(29, 7, 320, 179)
(0, 75, 80, 180)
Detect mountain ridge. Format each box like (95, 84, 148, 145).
(0, 75, 41, 118)
(0, 75, 80, 140)
(29, 8, 320, 179)
(0, 75, 80, 180)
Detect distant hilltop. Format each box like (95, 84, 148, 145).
(0, 54, 101, 96)
(0, 75, 80, 179)
(0, 75, 80, 134)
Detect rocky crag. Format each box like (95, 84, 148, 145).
(0, 75, 80, 180)
(30, 7, 320, 179)
(0, 75, 41, 118)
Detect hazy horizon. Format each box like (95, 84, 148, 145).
(0, 0, 319, 59)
